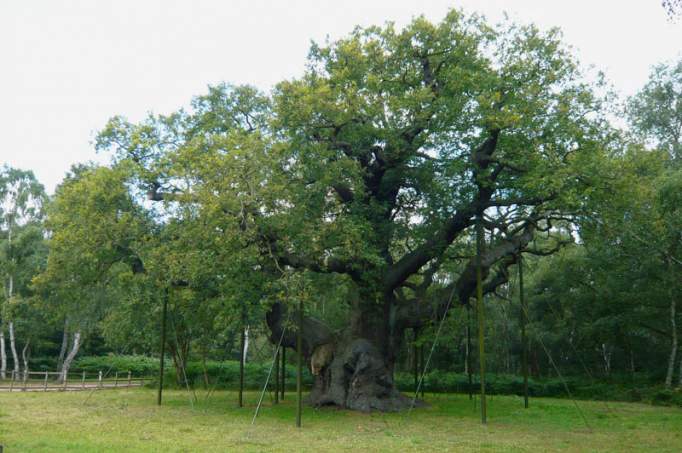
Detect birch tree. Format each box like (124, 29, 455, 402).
(0, 166, 46, 378)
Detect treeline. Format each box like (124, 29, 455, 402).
(0, 14, 680, 404)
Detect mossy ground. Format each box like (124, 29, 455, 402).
(0, 389, 680, 452)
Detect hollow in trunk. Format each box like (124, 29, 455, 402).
(266, 301, 417, 412)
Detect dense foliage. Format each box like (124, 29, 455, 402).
(1, 10, 680, 409)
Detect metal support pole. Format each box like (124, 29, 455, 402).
(296, 298, 303, 428)
(413, 328, 419, 392)
(519, 254, 529, 409)
(239, 310, 246, 408)
(280, 347, 285, 400)
(274, 347, 280, 404)
(157, 286, 168, 405)
(467, 307, 473, 400)
(476, 216, 487, 424)
(420, 342, 425, 399)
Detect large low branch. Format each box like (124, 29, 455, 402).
(383, 132, 500, 292)
(265, 302, 335, 357)
(262, 231, 361, 280)
(396, 254, 517, 330)
(455, 221, 535, 304)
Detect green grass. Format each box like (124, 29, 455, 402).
(0, 389, 681, 452)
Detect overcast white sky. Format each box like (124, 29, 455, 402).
(1, 0, 680, 193)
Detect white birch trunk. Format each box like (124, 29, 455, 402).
(9, 321, 19, 375)
(59, 331, 81, 383)
(21, 340, 29, 379)
(243, 326, 250, 364)
(57, 318, 69, 371)
(0, 326, 6, 380)
(601, 343, 612, 376)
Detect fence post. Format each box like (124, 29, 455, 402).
(63, 372, 68, 391)
(98, 370, 103, 389)
(82, 371, 86, 389)
(9, 370, 15, 392)
(128, 370, 132, 386)
(114, 371, 119, 388)
(22, 370, 28, 391)
(44, 371, 49, 392)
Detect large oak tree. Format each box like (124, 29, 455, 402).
(96, 11, 611, 410)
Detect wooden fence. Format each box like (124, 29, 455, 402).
(0, 370, 153, 392)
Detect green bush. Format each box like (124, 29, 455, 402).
(71, 355, 313, 390)
(74, 355, 160, 375)
(65, 355, 682, 408)
(25, 356, 59, 371)
(173, 360, 314, 390)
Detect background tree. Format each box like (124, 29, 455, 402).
(627, 58, 682, 163)
(35, 165, 150, 381)
(0, 166, 47, 379)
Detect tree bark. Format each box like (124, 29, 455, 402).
(59, 331, 81, 383)
(8, 321, 19, 375)
(266, 301, 414, 412)
(0, 326, 6, 380)
(264, 219, 534, 412)
(239, 322, 245, 408)
(21, 340, 30, 377)
(243, 326, 250, 363)
(57, 318, 69, 371)
(601, 343, 612, 376)
(263, 193, 536, 412)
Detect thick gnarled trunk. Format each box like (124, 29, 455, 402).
(266, 301, 415, 412)
(308, 337, 413, 411)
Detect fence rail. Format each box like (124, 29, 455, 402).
(0, 370, 153, 392)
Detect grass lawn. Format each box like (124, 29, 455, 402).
(0, 388, 681, 452)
